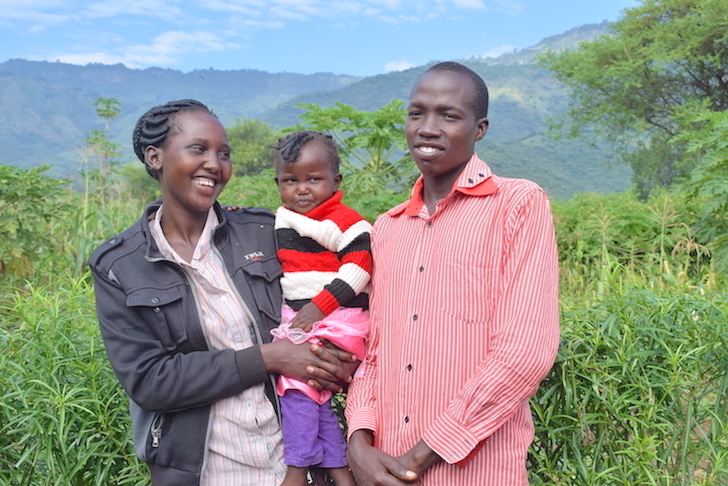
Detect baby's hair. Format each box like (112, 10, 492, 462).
(132, 99, 214, 179)
(426, 61, 489, 120)
(273, 131, 341, 174)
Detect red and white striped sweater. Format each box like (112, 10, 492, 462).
(275, 191, 373, 316)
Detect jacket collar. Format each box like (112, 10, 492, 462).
(142, 200, 228, 261)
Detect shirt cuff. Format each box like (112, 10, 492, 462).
(423, 411, 480, 464)
(346, 406, 378, 439)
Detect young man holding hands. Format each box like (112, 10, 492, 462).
(345, 62, 560, 485)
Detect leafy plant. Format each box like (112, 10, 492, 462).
(0, 164, 70, 279)
(530, 287, 728, 485)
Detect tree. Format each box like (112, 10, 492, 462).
(93, 97, 122, 133)
(227, 119, 282, 176)
(540, 0, 728, 197)
(0, 164, 68, 278)
(87, 97, 122, 178)
(682, 111, 728, 270)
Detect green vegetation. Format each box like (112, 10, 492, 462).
(3, 6, 728, 479)
(540, 0, 728, 197)
(1, 158, 726, 484)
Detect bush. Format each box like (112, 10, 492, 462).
(0, 276, 147, 485)
(529, 287, 728, 485)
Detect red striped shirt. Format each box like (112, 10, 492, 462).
(346, 155, 560, 486)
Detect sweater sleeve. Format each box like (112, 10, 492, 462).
(311, 217, 373, 315)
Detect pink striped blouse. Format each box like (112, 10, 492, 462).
(346, 154, 560, 486)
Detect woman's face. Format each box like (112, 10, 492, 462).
(149, 111, 232, 218)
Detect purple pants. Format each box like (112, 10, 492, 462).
(280, 389, 348, 468)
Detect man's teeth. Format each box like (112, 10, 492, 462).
(420, 146, 438, 154)
(195, 178, 214, 187)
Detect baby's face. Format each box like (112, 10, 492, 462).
(275, 141, 341, 214)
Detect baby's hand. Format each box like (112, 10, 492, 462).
(223, 205, 242, 212)
(290, 303, 325, 332)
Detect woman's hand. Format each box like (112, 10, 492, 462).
(260, 339, 357, 393)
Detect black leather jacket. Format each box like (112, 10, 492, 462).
(89, 201, 282, 485)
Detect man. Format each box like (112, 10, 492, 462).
(345, 62, 560, 485)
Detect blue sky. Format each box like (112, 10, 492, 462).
(0, 0, 641, 77)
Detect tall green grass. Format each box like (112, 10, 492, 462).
(530, 288, 728, 485)
(2, 167, 727, 484)
(0, 276, 148, 485)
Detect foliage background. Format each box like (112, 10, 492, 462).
(3, 1, 728, 481)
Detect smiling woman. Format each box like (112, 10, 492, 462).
(88, 99, 359, 486)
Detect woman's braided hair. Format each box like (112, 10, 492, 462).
(132, 99, 213, 179)
(273, 131, 341, 174)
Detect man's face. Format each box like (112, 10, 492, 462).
(405, 70, 488, 181)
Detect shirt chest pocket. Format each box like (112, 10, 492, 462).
(440, 262, 499, 324)
(127, 287, 188, 351)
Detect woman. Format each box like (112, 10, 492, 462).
(89, 100, 356, 486)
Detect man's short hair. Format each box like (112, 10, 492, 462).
(426, 61, 489, 120)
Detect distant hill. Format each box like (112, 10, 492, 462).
(0, 22, 629, 198)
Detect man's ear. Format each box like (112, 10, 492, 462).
(475, 118, 489, 141)
(145, 145, 162, 171)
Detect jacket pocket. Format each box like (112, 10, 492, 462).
(239, 257, 283, 323)
(127, 287, 187, 351)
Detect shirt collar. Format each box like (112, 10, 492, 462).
(150, 205, 218, 267)
(394, 154, 498, 217)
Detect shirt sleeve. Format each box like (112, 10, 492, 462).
(422, 189, 561, 464)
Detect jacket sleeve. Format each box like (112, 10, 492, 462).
(422, 188, 560, 464)
(90, 258, 269, 413)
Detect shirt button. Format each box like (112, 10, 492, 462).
(427, 222, 433, 227)
(151, 297, 160, 304)
(418, 266, 424, 272)
(404, 416, 409, 423)
(412, 314, 418, 321)
(406, 364, 412, 371)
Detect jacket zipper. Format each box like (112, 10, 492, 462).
(151, 413, 163, 448)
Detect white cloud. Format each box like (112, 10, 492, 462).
(53, 30, 237, 68)
(84, 0, 183, 19)
(0, 1, 77, 26)
(480, 44, 518, 58)
(385, 60, 414, 72)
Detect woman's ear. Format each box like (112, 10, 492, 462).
(145, 145, 162, 171)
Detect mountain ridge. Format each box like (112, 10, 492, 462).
(0, 22, 628, 198)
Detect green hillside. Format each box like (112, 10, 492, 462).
(0, 22, 630, 198)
